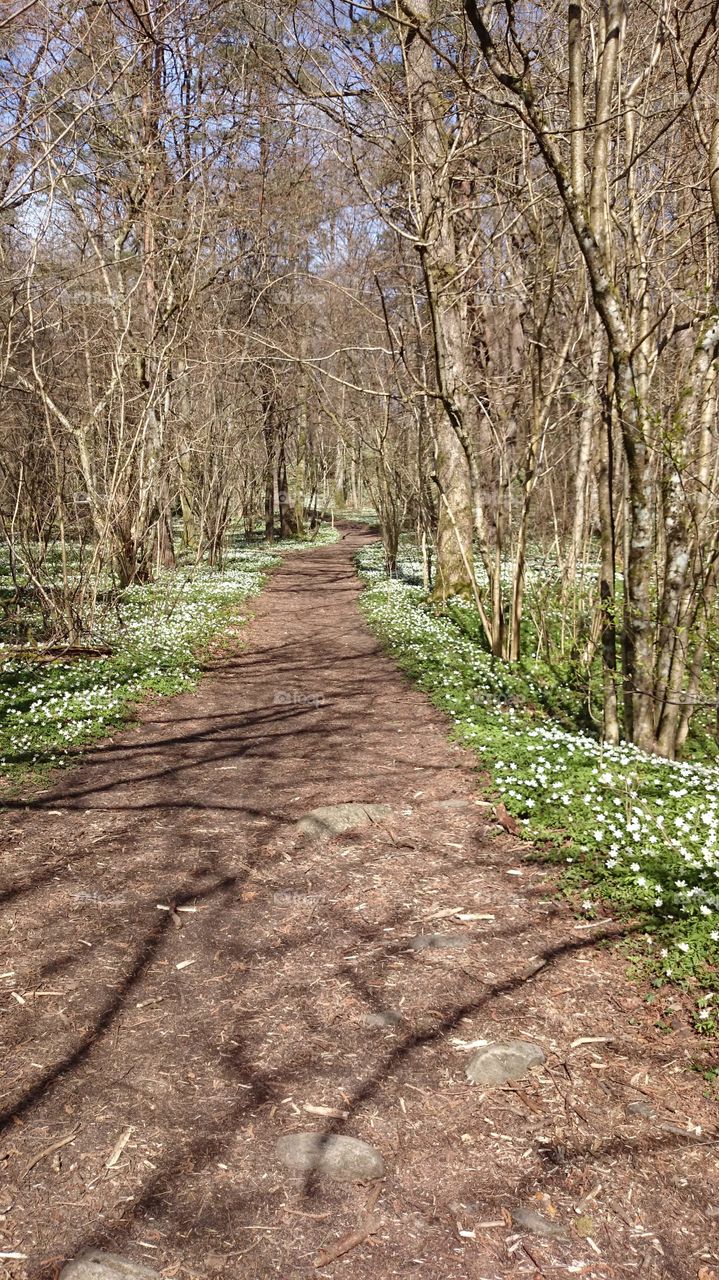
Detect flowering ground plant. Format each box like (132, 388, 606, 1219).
(357, 540, 719, 1035)
(0, 527, 338, 787)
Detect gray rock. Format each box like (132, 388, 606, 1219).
(511, 1206, 566, 1239)
(433, 799, 470, 810)
(466, 1040, 545, 1086)
(297, 803, 392, 839)
(276, 1132, 385, 1182)
(60, 1252, 162, 1280)
(626, 1099, 656, 1119)
(364, 1011, 402, 1029)
(408, 932, 471, 951)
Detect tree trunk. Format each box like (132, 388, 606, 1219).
(402, 0, 475, 600)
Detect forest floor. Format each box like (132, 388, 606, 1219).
(0, 524, 718, 1280)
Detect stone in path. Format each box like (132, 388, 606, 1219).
(466, 1040, 545, 1085)
(408, 932, 471, 951)
(297, 803, 393, 839)
(626, 1099, 656, 1119)
(60, 1252, 162, 1280)
(364, 1010, 402, 1029)
(511, 1206, 567, 1239)
(276, 1132, 385, 1182)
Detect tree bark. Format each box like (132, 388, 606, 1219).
(401, 0, 475, 600)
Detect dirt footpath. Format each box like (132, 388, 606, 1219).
(0, 526, 717, 1280)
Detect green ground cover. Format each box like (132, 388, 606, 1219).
(357, 540, 719, 1034)
(0, 528, 338, 785)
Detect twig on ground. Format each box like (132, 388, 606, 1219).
(105, 1126, 133, 1169)
(521, 1239, 545, 1275)
(22, 1127, 80, 1179)
(314, 1182, 383, 1268)
(314, 1224, 376, 1268)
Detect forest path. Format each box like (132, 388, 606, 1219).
(0, 526, 716, 1280)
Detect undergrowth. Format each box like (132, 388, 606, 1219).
(0, 527, 338, 788)
(357, 540, 719, 1034)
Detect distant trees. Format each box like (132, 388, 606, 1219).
(2, 0, 718, 758)
(0, 1, 352, 626)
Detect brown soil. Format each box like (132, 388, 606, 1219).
(0, 525, 718, 1280)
